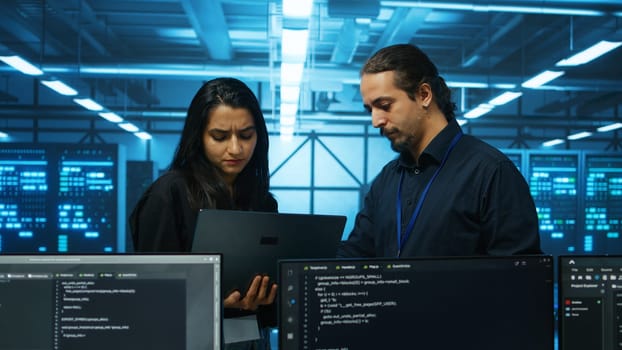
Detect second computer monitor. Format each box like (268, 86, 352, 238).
(558, 255, 622, 350)
(279, 255, 554, 350)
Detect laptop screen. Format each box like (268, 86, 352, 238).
(558, 255, 622, 350)
(279, 255, 553, 350)
(0, 254, 221, 350)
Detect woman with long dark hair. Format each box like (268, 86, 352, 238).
(130, 77, 277, 348)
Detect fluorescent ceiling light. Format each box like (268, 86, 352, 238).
(41, 80, 78, 96)
(280, 85, 300, 103)
(447, 81, 489, 89)
(281, 63, 304, 86)
(98, 112, 124, 123)
(43, 64, 520, 92)
(596, 122, 622, 132)
(141, 111, 186, 118)
(0, 131, 8, 138)
(488, 91, 523, 106)
(280, 115, 296, 126)
(446, 82, 517, 90)
(280, 125, 295, 141)
(457, 119, 468, 126)
(280, 102, 298, 116)
(380, 1, 604, 16)
(79, 67, 209, 76)
(478, 5, 603, 16)
(118, 123, 139, 132)
(157, 28, 197, 39)
(463, 103, 494, 119)
(491, 84, 518, 89)
(283, 0, 313, 18)
(134, 131, 152, 140)
(567, 131, 593, 140)
(281, 29, 309, 62)
(75, 66, 271, 79)
(521, 70, 565, 88)
(556, 40, 622, 66)
(73, 98, 104, 111)
(542, 139, 565, 147)
(301, 114, 371, 122)
(0, 55, 43, 76)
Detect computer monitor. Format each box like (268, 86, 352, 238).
(558, 255, 622, 350)
(279, 255, 554, 350)
(0, 254, 222, 350)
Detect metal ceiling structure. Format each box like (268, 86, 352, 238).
(0, 0, 621, 148)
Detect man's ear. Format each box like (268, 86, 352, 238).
(418, 83, 433, 108)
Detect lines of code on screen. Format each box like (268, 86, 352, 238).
(0, 272, 185, 350)
(279, 258, 553, 350)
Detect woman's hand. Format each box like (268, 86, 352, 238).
(224, 275, 277, 311)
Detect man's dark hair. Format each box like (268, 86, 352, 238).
(361, 43, 456, 121)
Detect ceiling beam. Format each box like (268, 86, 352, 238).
(462, 14, 524, 68)
(330, 19, 363, 64)
(181, 0, 233, 60)
(46, 0, 110, 57)
(373, 7, 430, 52)
(0, 1, 66, 56)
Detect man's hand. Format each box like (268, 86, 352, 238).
(224, 275, 277, 311)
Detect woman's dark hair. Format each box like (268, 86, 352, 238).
(169, 77, 276, 211)
(361, 43, 456, 121)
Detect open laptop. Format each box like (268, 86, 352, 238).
(0, 254, 222, 350)
(279, 255, 554, 350)
(191, 210, 346, 296)
(558, 255, 622, 350)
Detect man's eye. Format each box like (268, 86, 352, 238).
(379, 103, 391, 111)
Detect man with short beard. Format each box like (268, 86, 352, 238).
(337, 43, 542, 258)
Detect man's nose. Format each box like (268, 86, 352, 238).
(371, 110, 386, 129)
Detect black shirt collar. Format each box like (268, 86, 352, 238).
(398, 118, 462, 169)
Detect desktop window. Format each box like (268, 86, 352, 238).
(558, 255, 622, 350)
(279, 256, 554, 350)
(0, 254, 221, 350)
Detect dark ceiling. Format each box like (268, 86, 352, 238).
(0, 0, 621, 149)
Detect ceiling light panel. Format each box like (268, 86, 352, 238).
(556, 40, 622, 67)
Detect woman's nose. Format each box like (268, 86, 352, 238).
(228, 137, 242, 154)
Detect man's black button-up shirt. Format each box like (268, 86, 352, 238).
(337, 119, 542, 258)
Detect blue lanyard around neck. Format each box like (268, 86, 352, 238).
(396, 131, 463, 256)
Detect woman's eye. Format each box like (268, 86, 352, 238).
(211, 133, 227, 141)
(239, 132, 254, 140)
